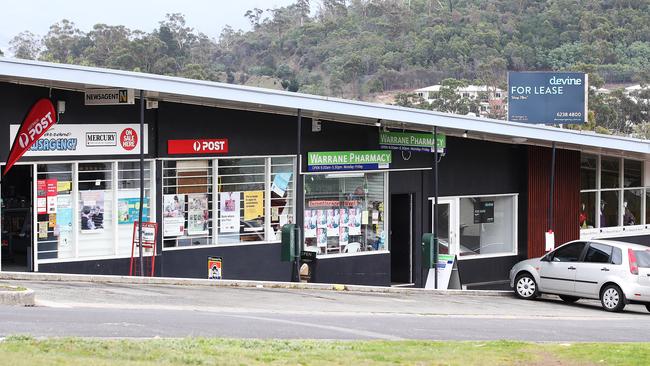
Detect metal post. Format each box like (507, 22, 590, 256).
(294, 109, 303, 282)
(138, 90, 145, 277)
(433, 126, 439, 290)
(548, 142, 556, 232)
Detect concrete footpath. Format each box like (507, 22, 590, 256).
(0, 271, 512, 297)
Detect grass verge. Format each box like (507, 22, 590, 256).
(0, 336, 649, 365)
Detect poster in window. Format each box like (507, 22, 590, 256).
(37, 179, 47, 214)
(271, 172, 292, 197)
(79, 191, 105, 232)
(118, 198, 150, 224)
(304, 210, 317, 238)
(339, 226, 349, 246)
(163, 194, 185, 237)
(57, 194, 73, 247)
(473, 201, 495, 224)
(220, 192, 240, 233)
(244, 191, 264, 220)
(317, 209, 327, 229)
(317, 228, 327, 247)
(349, 208, 362, 236)
(46, 179, 58, 214)
(326, 209, 339, 237)
(188, 193, 209, 235)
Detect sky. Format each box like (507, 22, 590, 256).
(0, 0, 301, 55)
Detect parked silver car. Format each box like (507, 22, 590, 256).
(510, 240, 650, 312)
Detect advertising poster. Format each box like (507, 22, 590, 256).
(244, 191, 264, 220)
(339, 226, 349, 246)
(37, 179, 47, 214)
(118, 198, 150, 224)
(80, 191, 105, 232)
(326, 209, 339, 237)
(349, 208, 362, 236)
(317, 209, 327, 229)
(46, 179, 58, 214)
(57, 194, 73, 248)
(57, 181, 72, 193)
(304, 210, 317, 238)
(271, 172, 292, 197)
(317, 228, 327, 247)
(163, 194, 185, 237)
(220, 192, 240, 233)
(38, 222, 48, 238)
(188, 193, 209, 235)
(339, 208, 349, 228)
(208, 256, 222, 280)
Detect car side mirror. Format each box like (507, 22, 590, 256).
(541, 254, 551, 262)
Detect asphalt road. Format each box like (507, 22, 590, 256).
(1, 280, 649, 341)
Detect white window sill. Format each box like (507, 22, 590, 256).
(456, 252, 518, 261)
(315, 250, 389, 259)
(162, 240, 280, 251)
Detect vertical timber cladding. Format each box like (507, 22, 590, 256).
(527, 146, 580, 258)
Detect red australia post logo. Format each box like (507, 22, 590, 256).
(120, 128, 138, 151)
(4, 98, 57, 176)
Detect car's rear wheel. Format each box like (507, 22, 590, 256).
(514, 273, 538, 300)
(600, 284, 626, 312)
(559, 295, 579, 303)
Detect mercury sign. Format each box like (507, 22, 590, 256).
(508, 72, 588, 124)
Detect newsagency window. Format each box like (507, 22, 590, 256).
(36, 160, 155, 262)
(458, 195, 516, 257)
(162, 156, 295, 248)
(303, 172, 387, 256)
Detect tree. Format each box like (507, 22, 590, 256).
(40, 19, 85, 63)
(9, 31, 41, 60)
(427, 79, 480, 116)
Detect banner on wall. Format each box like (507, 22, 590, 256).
(9, 124, 148, 157)
(4, 98, 57, 176)
(163, 194, 185, 237)
(244, 191, 264, 220)
(220, 192, 240, 233)
(307, 150, 391, 172)
(188, 194, 209, 235)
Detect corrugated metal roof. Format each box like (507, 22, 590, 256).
(1, 57, 649, 155)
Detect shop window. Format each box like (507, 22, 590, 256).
(36, 164, 74, 260)
(580, 154, 597, 190)
(579, 192, 596, 229)
(624, 159, 642, 188)
(623, 189, 641, 226)
(303, 172, 387, 256)
(458, 195, 516, 257)
(600, 156, 620, 189)
(116, 161, 153, 256)
(78, 162, 114, 257)
(600, 190, 619, 227)
(270, 157, 295, 240)
(217, 158, 266, 244)
(162, 160, 213, 248)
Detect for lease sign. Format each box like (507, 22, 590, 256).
(508, 72, 588, 124)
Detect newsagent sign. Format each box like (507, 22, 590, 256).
(508, 72, 588, 124)
(9, 123, 148, 156)
(307, 150, 391, 172)
(85, 88, 135, 105)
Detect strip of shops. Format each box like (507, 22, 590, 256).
(1, 58, 650, 289)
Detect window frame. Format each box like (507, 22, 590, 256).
(161, 155, 296, 251)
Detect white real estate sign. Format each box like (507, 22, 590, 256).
(9, 124, 148, 157)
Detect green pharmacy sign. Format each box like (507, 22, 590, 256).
(379, 131, 446, 153)
(307, 150, 391, 172)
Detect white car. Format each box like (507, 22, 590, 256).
(510, 239, 650, 312)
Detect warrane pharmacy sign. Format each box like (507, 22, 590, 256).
(9, 124, 148, 157)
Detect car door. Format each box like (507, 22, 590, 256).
(574, 242, 614, 298)
(539, 241, 587, 294)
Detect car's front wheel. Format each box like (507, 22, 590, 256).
(514, 273, 538, 300)
(600, 284, 626, 312)
(559, 295, 579, 303)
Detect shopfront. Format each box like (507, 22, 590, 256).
(2, 58, 650, 289)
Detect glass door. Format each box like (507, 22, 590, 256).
(432, 198, 457, 255)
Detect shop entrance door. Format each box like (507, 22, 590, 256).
(390, 193, 414, 284)
(432, 198, 457, 256)
(1, 165, 34, 272)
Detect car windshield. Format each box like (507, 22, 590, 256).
(635, 250, 650, 268)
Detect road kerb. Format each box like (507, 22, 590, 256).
(0, 271, 512, 297)
(0, 286, 35, 306)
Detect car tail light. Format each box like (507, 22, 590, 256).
(629, 248, 639, 275)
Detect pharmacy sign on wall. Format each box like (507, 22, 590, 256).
(307, 150, 391, 172)
(379, 131, 445, 153)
